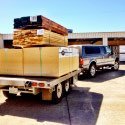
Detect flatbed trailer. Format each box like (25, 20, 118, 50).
(0, 70, 80, 103)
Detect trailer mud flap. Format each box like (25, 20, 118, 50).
(42, 89, 52, 101)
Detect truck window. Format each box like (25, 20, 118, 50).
(85, 46, 101, 54)
(101, 46, 107, 54)
(105, 46, 111, 54)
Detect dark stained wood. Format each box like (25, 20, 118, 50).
(14, 15, 68, 36)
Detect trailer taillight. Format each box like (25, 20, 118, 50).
(38, 83, 45, 87)
(80, 58, 84, 65)
(32, 82, 37, 87)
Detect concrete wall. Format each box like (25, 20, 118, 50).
(0, 34, 4, 48)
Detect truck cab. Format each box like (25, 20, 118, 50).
(72, 45, 119, 77)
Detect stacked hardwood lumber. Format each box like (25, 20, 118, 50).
(14, 15, 68, 35)
(0, 47, 79, 77)
(13, 15, 68, 47)
(0, 15, 79, 77)
(13, 29, 68, 47)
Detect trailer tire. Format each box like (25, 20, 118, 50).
(63, 80, 71, 96)
(2, 91, 15, 98)
(52, 83, 63, 104)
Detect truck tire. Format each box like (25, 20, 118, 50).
(89, 64, 96, 77)
(112, 61, 119, 71)
(52, 83, 63, 104)
(2, 91, 15, 98)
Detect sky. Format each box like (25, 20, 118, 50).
(0, 0, 125, 33)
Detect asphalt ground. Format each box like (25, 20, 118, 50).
(0, 63, 125, 125)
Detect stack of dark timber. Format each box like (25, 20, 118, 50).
(13, 15, 68, 47)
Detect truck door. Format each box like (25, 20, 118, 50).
(104, 46, 115, 65)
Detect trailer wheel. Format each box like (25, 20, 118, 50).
(52, 83, 62, 104)
(63, 80, 70, 95)
(2, 91, 15, 98)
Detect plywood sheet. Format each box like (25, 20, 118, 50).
(6, 49, 23, 75)
(0, 49, 6, 74)
(0, 47, 79, 77)
(23, 48, 41, 76)
(59, 47, 70, 76)
(0, 49, 23, 75)
(41, 47, 59, 77)
(72, 48, 79, 71)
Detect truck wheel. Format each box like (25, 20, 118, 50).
(2, 91, 15, 98)
(52, 83, 62, 104)
(112, 61, 119, 71)
(89, 64, 96, 77)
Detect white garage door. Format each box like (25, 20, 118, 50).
(119, 46, 125, 61)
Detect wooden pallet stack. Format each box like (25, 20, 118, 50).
(13, 15, 68, 47)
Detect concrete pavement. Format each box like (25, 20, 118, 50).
(0, 64, 125, 125)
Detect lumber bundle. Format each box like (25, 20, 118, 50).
(13, 29, 68, 47)
(0, 47, 79, 77)
(14, 15, 68, 35)
(0, 49, 23, 75)
(13, 15, 68, 47)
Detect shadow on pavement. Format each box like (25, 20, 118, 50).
(68, 87, 103, 125)
(0, 87, 103, 125)
(79, 68, 125, 83)
(0, 93, 69, 124)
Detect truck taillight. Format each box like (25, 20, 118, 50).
(80, 58, 84, 65)
(39, 83, 45, 87)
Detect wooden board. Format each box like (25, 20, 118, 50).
(14, 15, 68, 36)
(24, 47, 79, 77)
(23, 47, 71, 77)
(41, 47, 59, 77)
(23, 48, 41, 76)
(0, 47, 79, 77)
(13, 29, 68, 47)
(72, 48, 79, 71)
(0, 49, 23, 75)
(0, 49, 6, 74)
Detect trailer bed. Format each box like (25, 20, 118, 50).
(0, 70, 80, 88)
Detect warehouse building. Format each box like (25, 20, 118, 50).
(69, 32, 125, 62)
(0, 32, 125, 61)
